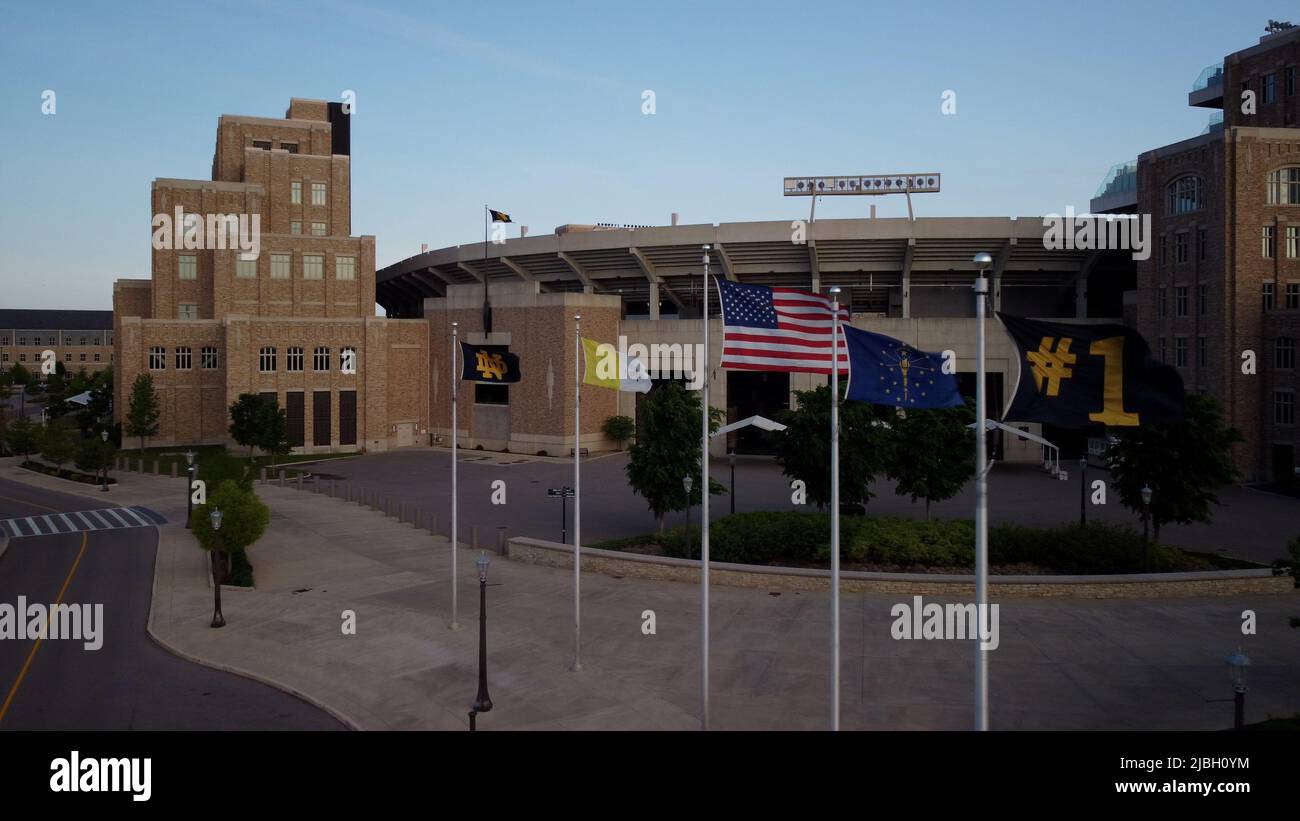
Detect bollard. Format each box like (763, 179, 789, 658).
(260, 466, 267, 483)
(385, 496, 392, 517)
(278, 469, 286, 486)
(153, 460, 160, 475)
(137, 459, 144, 473)
(297, 473, 303, 491)
(496, 526, 509, 556)
(431, 512, 438, 535)
(171, 462, 177, 479)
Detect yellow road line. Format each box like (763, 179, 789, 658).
(0, 530, 89, 725)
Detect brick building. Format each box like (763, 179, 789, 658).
(0, 309, 114, 376)
(1131, 22, 1300, 481)
(113, 98, 430, 452)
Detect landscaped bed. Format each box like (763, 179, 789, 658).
(20, 460, 116, 486)
(592, 511, 1265, 575)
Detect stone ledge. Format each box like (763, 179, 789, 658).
(506, 537, 1295, 599)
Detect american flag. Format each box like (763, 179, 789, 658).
(717, 279, 849, 374)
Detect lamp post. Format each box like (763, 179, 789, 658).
(683, 474, 694, 559)
(728, 448, 736, 516)
(209, 507, 226, 628)
(1078, 455, 1088, 527)
(100, 430, 110, 492)
(972, 251, 993, 731)
(184, 450, 196, 528)
(1226, 650, 1250, 729)
(469, 552, 493, 731)
(1140, 484, 1153, 570)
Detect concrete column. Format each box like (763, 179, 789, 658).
(648, 282, 660, 320)
(901, 272, 911, 318)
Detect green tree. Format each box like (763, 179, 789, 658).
(192, 480, 271, 622)
(625, 383, 724, 533)
(9, 363, 31, 386)
(1105, 393, 1243, 539)
(39, 420, 77, 474)
(76, 366, 113, 436)
(6, 416, 39, 460)
(125, 372, 161, 451)
(228, 394, 266, 458)
(44, 370, 69, 420)
(774, 384, 891, 511)
(602, 414, 636, 450)
(256, 399, 292, 467)
(75, 435, 117, 483)
(882, 401, 976, 519)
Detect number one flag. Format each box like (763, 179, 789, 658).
(997, 313, 1183, 428)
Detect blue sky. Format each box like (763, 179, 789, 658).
(0, 0, 1284, 310)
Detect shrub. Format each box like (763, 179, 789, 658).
(602, 415, 635, 448)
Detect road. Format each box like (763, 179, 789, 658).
(0, 477, 343, 730)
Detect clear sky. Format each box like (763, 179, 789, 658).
(0, 0, 1285, 310)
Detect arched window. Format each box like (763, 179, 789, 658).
(259, 346, 277, 373)
(1267, 167, 1300, 204)
(1165, 175, 1203, 214)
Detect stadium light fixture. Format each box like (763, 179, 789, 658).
(784, 174, 941, 222)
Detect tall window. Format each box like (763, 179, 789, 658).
(1157, 287, 1167, 319)
(313, 346, 330, 371)
(1198, 228, 1207, 260)
(175, 346, 192, 370)
(303, 255, 324, 280)
(336, 255, 356, 280)
(1263, 225, 1277, 258)
(287, 346, 304, 371)
(1198, 283, 1207, 316)
(1165, 175, 1203, 214)
(179, 303, 198, 320)
(259, 346, 277, 372)
(1175, 337, 1188, 368)
(1276, 390, 1296, 425)
(1287, 282, 1300, 309)
(1264, 73, 1277, 104)
(1175, 232, 1188, 264)
(1289, 226, 1300, 258)
(1197, 336, 1207, 368)
(290, 221, 302, 235)
(1264, 282, 1276, 310)
(1288, 66, 1297, 97)
(178, 254, 198, 280)
(201, 346, 219, 369)
(271, 253, 291, 279)
(236, 256, 257, 278)
(1276, 337, 1296, 369)
(291, 181, 302, 204)
(1175, 285, 1188, 317)
(311, 222, 327, 236)
(340, 346, 357, 373)
(149, 346, 166, 370)
(311, 182, 326, 206)
(1267, 167, 1300, 204)
(1160, 236, 1167, 266)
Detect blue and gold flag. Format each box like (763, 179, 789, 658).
(843, 325, 963, 408)
(460, 342, 521, 384)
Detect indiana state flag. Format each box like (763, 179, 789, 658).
(843, 325, 963, 408)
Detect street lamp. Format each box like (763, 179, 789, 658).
(1078, 455, 1088, 527)
(1140, 484, 1153, 570)
(100, 430, 110, 492)
(971, 251, 993, 732)
(469, 552, 493, 731)
(683, 474, 694, 559)
(1226, 650, 1250, 729)
(184, 450, 196, 529)
(209, 507, 226, 628)
(728, 448, 736, 516)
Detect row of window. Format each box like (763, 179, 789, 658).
(1262, 282, 1300, 310)
(3, 351, 110, 364)
(1163, 165, 1300, 212)
(1159, 229, 1208, 266)
(1260, 225, 1300, 258)
(1, 335, 111, 347)
(1157, 336, 1295, 370)
(252, 139, 299, 154)
(177, 254, 357, 281)
(146, 345, 356, 372)
(289, 180, 328, 206)
(1245, 66, 1296, 107)
(1159, 282, 1300, 318)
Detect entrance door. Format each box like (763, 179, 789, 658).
(286, 392, 305, 448)
(726, 370, 790, 454)
(1274, 444, 1296, 483)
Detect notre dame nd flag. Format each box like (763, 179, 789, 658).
(998, 313, 1183, 429)
(460, 342, 521, 384)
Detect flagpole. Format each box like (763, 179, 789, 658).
(700, 244, 711, 731)
(973, 251, 992, 730)
(828, 286, 842, 731)
(450, 322, 461, 631)
(572, 314, 583, 672)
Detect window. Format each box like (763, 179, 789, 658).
(1175, 232, 1188, 264)
(340, 346, 357, 373)
(1264, 282, 1276, 310)
(1288, 66, 1296, 97)
(311, 182, 326, 206)
(252, 139, 272, 150)
(178, 254, 198, 280)
(18, 353, 25, 362)
(47, 336, 54, 345)
(311, 222, 327, 236)
(0, 335, 7, 344)
(1198, 283, 1207, 316)
(1197, 336, 1207, 368)
(303, 255, 323, 279)
(1267, 167, 1300, 204)
(1264, 73, 1277, 104)
(93, 353, 100, 362)
(149, 346, 166, 370)
(64, 336, 72, 345)
(1288, 282, 1300, 309)
(1157, 287, 1167, 319)
(1175, 337, 1188, 368)
(271, 253, 291, 279)
(1176, 286, 1188, 317)
(1165, 176, 1203, 214)
(336, 255, 356, 280)
(1276, 390, 1296, 425)
(290, 221, 302, 235)
(179, 303, 198, 320)
(176, 346, 192, 370)
(313, 346, 330, 371)
(1263, 225, 1277, 258)
(236, 256, 257, 278)
(259, 346, 277, 372)
(280, 142, 299, 154)
(79, 336, 86, 346)
(291, 181, 302, 204)
(1277, 337, 1296, 369)
(64, 353, 70, 362)
(1160, 236, 1167, 266)
(17, 336, 25, 346)
(1289, 227, 1300, 258)
(1198, 228, 1207, 260)
(201, 346, 219, 369)
(1, 353, 7, 363)
(287, 346, 304, 371)
(79, 353, 85, 363)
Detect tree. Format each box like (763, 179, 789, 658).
(602, 415, 636, 450)
(228, 394, 266, 458)
(192, 480, 271, 624)
(44, 370, 70, 420)
(883, 401, 976, 519)
(1105, 393, 1243, 539)
(9, 362, 31, 386)
(77, 366, 112, 436)
(125, 373, 161, 451)
(75, 435, 117, 484)
(6, 416, 39, 460)
(773, 384, 891, 511)
(256, 400, 292, 467)
(39, 420, 77, 475)
(625, 382, 725, 533)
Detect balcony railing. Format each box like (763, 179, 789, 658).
(1094, 161, 1137, 200)
(1192, 62, 1224, 92)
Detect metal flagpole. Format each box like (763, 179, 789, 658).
(572, 314, 583, 672)
(973, 252, 992, 729)
(450, 322, 461, 630)
(700, 244, 711, 730)
(829, 286, 842, 731)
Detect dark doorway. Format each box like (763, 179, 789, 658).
(726, 370, 790, 454)
(956, 372, 1004, 458)
(286, 392, 305, 448)
(339, 391, 357, 446)
(1274, 444, 1296, 484)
